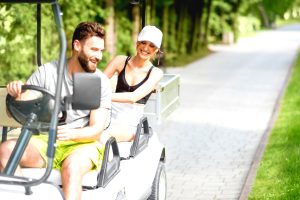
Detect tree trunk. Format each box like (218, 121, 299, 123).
(179, 8, 189, 54)
(149, 0, 156, 25)
(257, 2, 270, 27)
(162, 4, 169, 51)
(192, 0, 204, 52)
(203, 0, 213, 45)
(166, 5, 177, 62)
(232, 0, 242, 43)
(192, 15, 200, 52)
(105, 0, 115, 58)
(146, 0, 151, 25)
(132, 5, 140, 43)
(176, 3, 186, 54)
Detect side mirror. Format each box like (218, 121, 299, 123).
(71, 73, 101, 110)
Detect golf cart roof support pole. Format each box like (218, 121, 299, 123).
(21, 1, 66, 187)
(37, 3, 42, 66)
(47, 2, 66, 162)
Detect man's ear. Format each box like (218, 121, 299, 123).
(73, 40, 81, 52)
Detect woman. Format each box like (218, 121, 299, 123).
(101, 25, 164, 143)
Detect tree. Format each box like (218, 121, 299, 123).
(261, 0, 295, 27)
(105, 0, 116, 59)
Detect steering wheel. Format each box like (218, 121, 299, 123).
(6, 85, 66, 131)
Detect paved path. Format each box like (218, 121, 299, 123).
(156, 24, 300, 200)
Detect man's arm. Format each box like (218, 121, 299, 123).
(56, 107, 109, 142)
(57, 72, 112, 143)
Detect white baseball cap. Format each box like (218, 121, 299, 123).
(137, 25, 163, 48)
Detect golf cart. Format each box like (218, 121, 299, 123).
(0, 0, 180, 199)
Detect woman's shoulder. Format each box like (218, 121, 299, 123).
(152, 66, 164, 75)
(112, 55, 128, 63)
(149, 66, 164, 80)
(105, 55, 129, 76)
(108, 55, 128, 69)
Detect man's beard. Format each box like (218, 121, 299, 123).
(78, 52, 98, 73)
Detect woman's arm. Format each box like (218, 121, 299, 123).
(104, 55, 127, 78)
(112, 67, 163, 103)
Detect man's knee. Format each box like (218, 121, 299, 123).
(0, 140, 17, 169)
(62, 157, 92, 177)
(0, 140, 16, 158)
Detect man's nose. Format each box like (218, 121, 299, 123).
(94, 51, 102, 61)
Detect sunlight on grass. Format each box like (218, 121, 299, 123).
(164, 47, 210, 67)
(249, 51, 300, 199)
(276, 18, 300, 27)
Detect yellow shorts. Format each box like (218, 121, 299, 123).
(30, 135, 105, 170)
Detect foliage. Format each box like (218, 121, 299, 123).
(1, 0, 300, 83)
(115, 13, 136, 56)
(238, 15, 261, 36)
(0, 4, 37, 84)
(262, 0, 295, 22)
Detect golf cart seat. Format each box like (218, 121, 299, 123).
(0, 74, 123, 189)
(22, 168, 100, 188)
(0, 86, 151, 188)
(21, 117, 152, 188)
(21, 136, 120, 189)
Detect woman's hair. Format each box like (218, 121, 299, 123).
(72, 22, 105, 50)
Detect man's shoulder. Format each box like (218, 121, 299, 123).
(39, 60, 59, 71)
(95, 69, 110, 87)
(95, 69, 108, 79)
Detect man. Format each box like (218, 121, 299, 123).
(0, 22, 111, 200)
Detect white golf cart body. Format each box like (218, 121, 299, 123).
(0, 72, 179, 200)
(0, 123, 165, 200)
(0, 1, 180, 199)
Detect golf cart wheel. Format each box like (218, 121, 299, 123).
(148, 161, 167, 200)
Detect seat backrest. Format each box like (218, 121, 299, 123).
(0, 87, 21, 128)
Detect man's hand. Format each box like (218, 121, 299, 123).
(6, 81, 24, 97)
(57, 125, 75, 141)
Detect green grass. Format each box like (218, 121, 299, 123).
(249, 51, 300, 199)
(276, 18, 300, 27)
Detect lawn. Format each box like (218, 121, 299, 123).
(249, 51, 300, 199)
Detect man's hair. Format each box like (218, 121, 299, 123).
(72, 22, 105, 49)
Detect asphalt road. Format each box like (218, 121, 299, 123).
(156, 24, 300, 200)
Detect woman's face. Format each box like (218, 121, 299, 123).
(136, 41, 158, 59)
